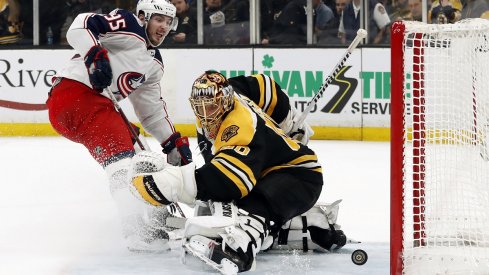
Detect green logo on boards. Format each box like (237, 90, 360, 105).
(262, 54, 274, 69)
(218, 59, 394, 115)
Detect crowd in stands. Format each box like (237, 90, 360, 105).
(2, 0, 489, 46)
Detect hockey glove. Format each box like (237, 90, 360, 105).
(161, 132, 193, 166)
(84, 45, 112, 91)
(289, 122, 314, 145)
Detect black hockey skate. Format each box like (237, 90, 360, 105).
(183, 235, 253, 275)
(308, 227, 347, 251)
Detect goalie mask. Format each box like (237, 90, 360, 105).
(137, 0, 178, 47)
(189, 71, 234, 140)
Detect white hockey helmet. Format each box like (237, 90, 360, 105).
(137, 0, 177, 21)
(136, 0, 178, 45)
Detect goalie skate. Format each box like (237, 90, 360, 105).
(182, 235, 240, 275)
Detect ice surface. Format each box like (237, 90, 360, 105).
(0, 137, 389, 274)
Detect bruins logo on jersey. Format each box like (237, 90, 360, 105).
(221, 125, 239, 142)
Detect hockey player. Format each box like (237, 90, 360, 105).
(46, 0, 192, 251)
(129, 71, 347, 273)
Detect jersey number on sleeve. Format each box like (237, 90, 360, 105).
(104, 14, 127, 31)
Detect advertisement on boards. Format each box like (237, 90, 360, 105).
(360, 48, 391, 128)
(0, 48, 392, 138)
(0, 50, 74, 122)
(253, 48, 363, 128)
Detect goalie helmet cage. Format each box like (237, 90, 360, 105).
(391, 19, 489, 275)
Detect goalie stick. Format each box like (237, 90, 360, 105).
(105, 87, 186, 218)
(291, 29, 367, 134)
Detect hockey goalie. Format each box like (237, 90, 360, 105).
(129, 71, 350, 274)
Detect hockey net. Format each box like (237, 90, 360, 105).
(391, 19, 489, 275)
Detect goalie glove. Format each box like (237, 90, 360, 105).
(131, 151, 197, 207)
(84, 45, 112, 91)
(161, 132, 193, 166)
(289, 122, 314, 145)
(278, 100, 314, 145)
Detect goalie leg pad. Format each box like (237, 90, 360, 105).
(273, 201, 346, 252)
(218, 213, 269, 272)
(183, 201, 270, 272)
(288, 201, 342, 230)
(106, 158, 174, 252)
(185, 201, 239, 238)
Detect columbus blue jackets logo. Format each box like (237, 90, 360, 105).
(221, 125, 239, 142)
(117, 72, 146, 97)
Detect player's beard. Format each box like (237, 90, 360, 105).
(147, 28, 168, 47)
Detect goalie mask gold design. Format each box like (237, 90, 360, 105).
(189, 71, 234, 139)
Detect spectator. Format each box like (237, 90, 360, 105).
(265, 0, 337, 45)
(381, 0, 394, 13)
(60, 0, 95, 45)
(314, 0, 335, 31)
(408, 0, 423, 21)
(38, 0, 71, 45)
(392, 0, 409, 13)
(260, 0, 287, 44)
(0, 0, 22, 44)
(202, 0, 250, 45)
(392, 7, 414, 20)
(224, 0, 249, 23)
(429, 0, 462, 23)
(339, 0, 391, 44)
(461, 0, 489, 19)
(263, 0, 308, 45)
(203, 0, 227, 44)
(389, 0, 410, 20)
(165, 0, 197, 44)
(317, 0, 348, 44)
(222, 0, 250, 44)
(324, 0, 338, 11)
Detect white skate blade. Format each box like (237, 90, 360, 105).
(182, 242, 238, 275)
(346, 238, 361, 244)
(330, 238, 361, 250)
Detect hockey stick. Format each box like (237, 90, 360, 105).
(105, 87, 186, 218)
(105, 88, 147, 150)
(292, 29, 367, 132)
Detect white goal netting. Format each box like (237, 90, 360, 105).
(395, 19, 489, 274)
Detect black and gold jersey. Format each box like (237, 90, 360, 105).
(197, 74, 294, 163)
(195, 90, 322, 200)
(229, 74, 291, 127)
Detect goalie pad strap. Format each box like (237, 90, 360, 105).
(248, 213, 267, 243)
(302, 216, 308, 252)
(277, 225, 290, 245)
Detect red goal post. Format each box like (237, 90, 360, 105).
(391, 19, 489, 274)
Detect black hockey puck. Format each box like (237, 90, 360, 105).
(351, 249, 368, 265)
